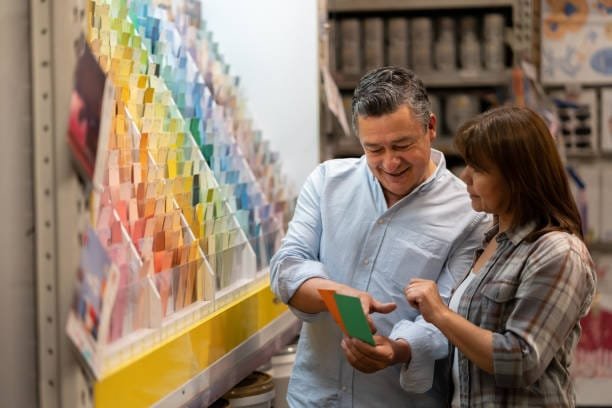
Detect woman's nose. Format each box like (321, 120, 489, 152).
(460, 166, 472, 182)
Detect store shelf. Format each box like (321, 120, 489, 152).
(587, 241, 612, 253)
(566, 150, 600, 159)
(566, 151, 611, 166)
(329, 0, 514, 12)
(333, 70, 513, 91)
(322, 0, 526, 160)
(168, 310, 299, 408)
(576, 377, 612, 406)
(433, 138, 458, 156)
(83, 279, 297, 407)
(333, 136, 362, 158)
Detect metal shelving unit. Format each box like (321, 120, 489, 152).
(321, 0, 533, 160)
(30, 0, 103, 406)
(27, 1, 315, 407)
(588, 242, 612, 253)
(30, 0, 63, 405)
(333, 69, 513, 91)
(329, 0, 516, 12)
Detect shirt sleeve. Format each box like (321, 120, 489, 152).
(392, 317, 448, 392)
(270, 164, 330, 322)
(491, 234, 596, 387)
(395, 212, 490, 392)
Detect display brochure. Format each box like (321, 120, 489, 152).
(67, 41, 107, 180)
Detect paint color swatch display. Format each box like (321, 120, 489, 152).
(67, 0, 295, 375)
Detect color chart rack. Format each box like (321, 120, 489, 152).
(64, 0, 299, 404)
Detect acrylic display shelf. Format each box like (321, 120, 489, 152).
(67, 295, 215, 379)
(67, 274, 296, 407)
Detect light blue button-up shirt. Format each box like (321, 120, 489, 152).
(270, 150, 488, 407)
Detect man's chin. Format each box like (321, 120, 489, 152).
(382, 175, 411, 189)
(383, 184, 412, 198)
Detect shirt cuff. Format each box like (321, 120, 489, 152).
(288, 304, 321, 322)
(275, 258, 329, 322)
(390, 320, 447, 393)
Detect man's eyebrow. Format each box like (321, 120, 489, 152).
(363, 136, 416, 146)
(391, 136, 417, 144)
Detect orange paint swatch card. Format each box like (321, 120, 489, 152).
(110, 220, 123, 245)
(130, 218, 145, 242)
(144, 198, 155, 218)
(175, 266, 186, 310)
(128, 198, 139, 223)
(318, 289, 348, 335)
(153, 251, 165, 273)
(114, 200, 128, 224)
(152, 230, 165, 252)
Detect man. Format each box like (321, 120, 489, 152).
(270, 66, 488, 407)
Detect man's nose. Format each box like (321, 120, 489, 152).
(382, 152, 401, 171)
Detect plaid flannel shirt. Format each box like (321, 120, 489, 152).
(453, 222, 596, 407)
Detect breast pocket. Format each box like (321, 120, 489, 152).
(386, 234, 446, 291)
(480, 280, 519, 331)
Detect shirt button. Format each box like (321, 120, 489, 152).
(341, 385, 347, 392)
(363, 259, 369, 265)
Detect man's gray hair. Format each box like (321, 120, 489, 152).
(351, 66, 431, 135)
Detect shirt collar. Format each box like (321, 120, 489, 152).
(485, 221, 537, 246)
(421, 149, 445, 192)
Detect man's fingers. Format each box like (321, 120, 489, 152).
(351, 337, 389, 363)
(366, 315, 377, 334)
(342, 338, 381, 373)
(342, 337, 392, 373)
(346, 338, 378, 360)
(370, 300, 397, 314)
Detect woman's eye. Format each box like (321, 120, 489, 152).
(472, 167, 488, 174)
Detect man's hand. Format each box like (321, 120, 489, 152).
(332, 287, 396, 333)
(352, 290, 397, 333)
(340, 335, 411, 373)
(289, 278, 395, 318)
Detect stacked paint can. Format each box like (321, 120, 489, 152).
(223, 372, 275, 408)
(265, 344, 298, 408)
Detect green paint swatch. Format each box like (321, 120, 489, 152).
(333, 293, 375, 346)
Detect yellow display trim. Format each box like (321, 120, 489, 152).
(94, 281, 288, 407)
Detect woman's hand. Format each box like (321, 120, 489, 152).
(406, 278, 495, 374)
(404, 278, 448, 325)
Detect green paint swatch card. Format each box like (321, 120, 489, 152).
(333, 293, 375, 346)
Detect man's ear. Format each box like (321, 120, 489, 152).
(428, 114, 437, 131)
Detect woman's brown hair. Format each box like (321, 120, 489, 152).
(454, 106, 583, 242)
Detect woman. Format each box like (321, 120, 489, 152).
(405, 106, 596, 407)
